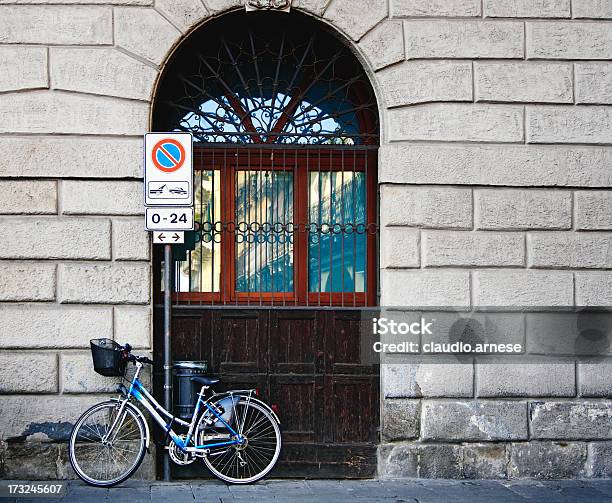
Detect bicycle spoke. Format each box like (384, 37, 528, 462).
(203, 399, 280, 483)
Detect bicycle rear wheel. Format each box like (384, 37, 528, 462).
(202, 398, 281, 484)
(69, 401, 147, 487)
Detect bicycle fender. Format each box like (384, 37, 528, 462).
(110, 398, 151, 450)
(235, 394, 281, 425)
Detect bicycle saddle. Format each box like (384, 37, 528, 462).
(190, 376, 220, 386)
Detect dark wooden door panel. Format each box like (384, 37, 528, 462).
(269, 375, 317, 443)
(213, 310, 268, 374)
(326, 375, 379, 444)
(269, 310, 319, 374)
(160, 307, 379, 478)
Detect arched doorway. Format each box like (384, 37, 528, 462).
(152, 9, 380, 478)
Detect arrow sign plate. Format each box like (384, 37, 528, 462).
(153, 231, 184, 244)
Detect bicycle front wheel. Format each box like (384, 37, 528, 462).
(203, 398, 281, 484)
(69, 401, 147, 487)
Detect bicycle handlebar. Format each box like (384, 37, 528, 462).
(121, 343, 153, 365)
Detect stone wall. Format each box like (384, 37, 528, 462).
(376, 0, 612, 480)
(0, 0, 610, 480)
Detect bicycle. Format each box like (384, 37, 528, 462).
(68, 339, 281, 487)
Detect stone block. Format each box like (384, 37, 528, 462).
(528, 106, 612, 145)
(476, 361, 575, 397)
(527, 21, 612, 59)
(380, 186, 472, 229)
(573, 0, 612, 18)
(58, 262, 150, 304)
(391, 0, 480, 17)
(509, 442, 587, 478)
(115, 305, 151, 349)
(114, 7, 180, 65)
(62, 181, 143, 216)
(530, 401, 612, 439)
(324, 0, 387, 41)
(475, 189, 571, 230)
(382, 399, 419, 441)
(0, 352, 57, 393)
(587, 442, 612, 478)
(0, 47, 47, 93)
(424, 312, 526, 355)
(3, 443, 59, 480)
(528, 232, 612, 269)
(0, 91, 148, 135)
(293, 0, 329, 16)
(155, 0, 208, 33)
(0, 262, 55, 302)
(202, 0, 241, 13)
(421, 400, 528, 441)
(0, 305, 112, 349)
(381, 270, 471, 308)
(358, 20, 404, 71)
(526, 312, 612, 356)
(0, 181, 56, 215)
(418, 444, 463, 478)
(404, 20, 523, 59)
(474, 270, 573, 308)
(423, 231, 525, 267)
(580, 362, 612, 397)
(382, 362, 474, 398)
(379, 144, 612, 187)
(50, 47, 158, 101)
(378, 61, 472, 107)
(576, 272, 612, 307)
(0, 395, 108, 440)
(389, 103, 524, 142)
(0, 137, 143, 179)
(576, 63, 612, 104)
(61, 351, 119, 393)
(484, 0, 570, 17)
(0, 5, 111, 44)
(475, 62, 572, 103)
(463, 444, 507, 478)
(112, 218, 150, 260)
(380, 227, 419, 268)
(576, 191, 612, 230)
(378, 443, 418, 478)
(0, 0, 152, 4)
(0, 217, 110, 260)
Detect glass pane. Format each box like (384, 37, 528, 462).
(309, 171, 366, 293)
(235, 170, 294, 293)
(176, 170, 221, 292)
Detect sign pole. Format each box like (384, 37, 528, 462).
(163, 243, 173, 482)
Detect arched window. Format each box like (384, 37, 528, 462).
(153, 10, 379, 306)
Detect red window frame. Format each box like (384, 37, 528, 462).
(173, 146, 377, 307)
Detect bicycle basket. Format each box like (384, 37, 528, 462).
(90, 338, 127, 377)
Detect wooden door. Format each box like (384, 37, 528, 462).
(154, 307, 379, 478)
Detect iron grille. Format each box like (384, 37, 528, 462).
(153, 11, 378, 145)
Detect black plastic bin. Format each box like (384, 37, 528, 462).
(172, 361, 208, 419)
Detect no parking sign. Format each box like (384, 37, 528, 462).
(144, 132, 193, 207)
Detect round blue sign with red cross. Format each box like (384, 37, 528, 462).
(152, 138, 186, 173)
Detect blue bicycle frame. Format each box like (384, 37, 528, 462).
(118, 361, 246, 453)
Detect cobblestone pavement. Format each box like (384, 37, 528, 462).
(2, 479, 612, 503)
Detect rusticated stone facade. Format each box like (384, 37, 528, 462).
(0, 0, 610, 480)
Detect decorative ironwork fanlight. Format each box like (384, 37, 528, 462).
(153, 11, 378, 145)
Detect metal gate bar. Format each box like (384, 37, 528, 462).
(165, 144, 378, 308)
